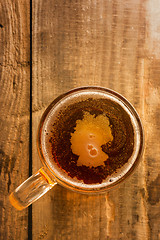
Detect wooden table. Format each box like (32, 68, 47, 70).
(0, 0, 160, 239)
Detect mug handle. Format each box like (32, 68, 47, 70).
(9, 167, 57, 210)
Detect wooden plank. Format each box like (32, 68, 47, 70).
(32, 0, 160, 239)
(144, 1, 160, 239)
(0, 0, 30, 239)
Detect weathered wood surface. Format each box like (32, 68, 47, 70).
(0, 0, 30, 239)
(32, 0, 160, 239)
(1, 0, 160, 239)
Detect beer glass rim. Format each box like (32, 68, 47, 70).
(37, 86, 144, 194)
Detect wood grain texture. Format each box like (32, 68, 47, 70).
(32, 0, 160, 239)
(0, 1, 30, 239)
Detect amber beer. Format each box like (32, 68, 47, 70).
(41, 87, 142, 189)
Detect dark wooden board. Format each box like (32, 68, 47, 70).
(0, 1, 30, 239)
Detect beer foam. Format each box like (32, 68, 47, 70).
(70, 112, 113, 167)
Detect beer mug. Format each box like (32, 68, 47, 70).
(9, 87, 144, 210)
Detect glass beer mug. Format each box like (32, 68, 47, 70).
(9, 87, 144, 210)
